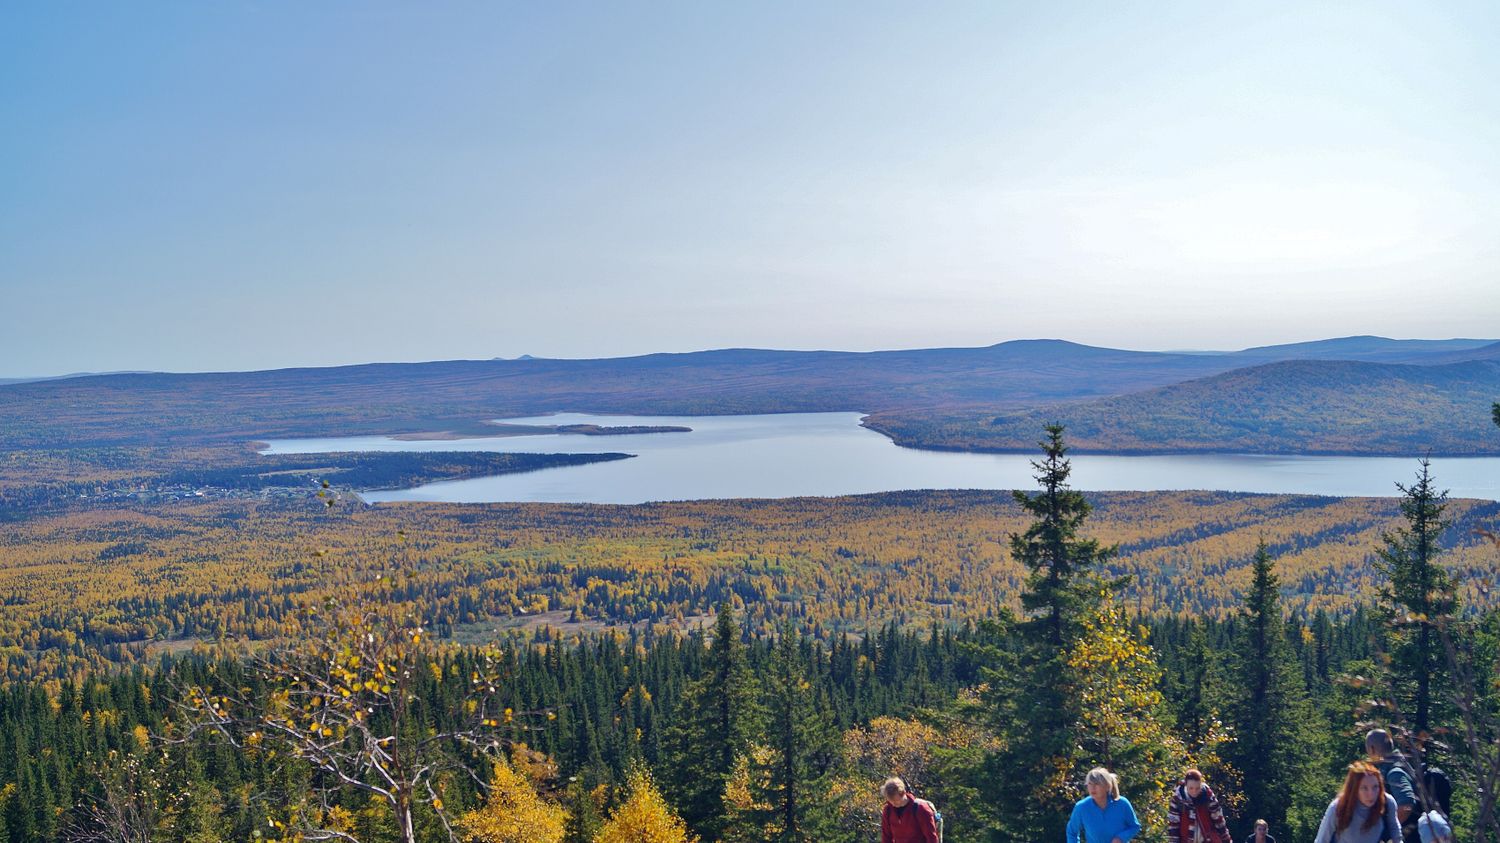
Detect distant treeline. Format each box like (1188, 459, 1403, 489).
(160, 450, 631, 491)
(1, 490, 1495, 682)
(0, 449, 629, 517)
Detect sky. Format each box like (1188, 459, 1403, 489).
(3, 1, 1499, 376)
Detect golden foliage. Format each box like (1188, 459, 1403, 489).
(1, 490, 1491, 680)
(594, 769, 697, 843)
(720, 746, 776, 843)
(458, 760, 568, 843)
(1067, 600, 1186, 841)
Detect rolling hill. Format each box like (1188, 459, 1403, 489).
(972, 358, 1500, 455)
(1, 336, 1495, 458)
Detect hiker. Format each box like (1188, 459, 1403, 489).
(1067, 767, 1141, 843)
(1418, 810, 1453, 843)
(881, 777, 939, 843)
(1249, 819, 1276, 843)
(1420, 764, 1453, 818)
(1166, 768, 1233, 843)
(1366, 728, 1420, 843)
(1312, 761, 1401, 843)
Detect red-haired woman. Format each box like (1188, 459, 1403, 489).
(1313, 761, 1402, 843)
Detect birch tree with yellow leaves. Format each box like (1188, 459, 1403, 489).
(180, 596, 522, 843)
(595, 768, 696, 843)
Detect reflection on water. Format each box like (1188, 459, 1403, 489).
(260, 412, 1500, 504)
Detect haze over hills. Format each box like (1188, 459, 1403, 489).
(0, 336, 1496, 455)
(1229, 336, 1499, 363)
(977, 358, 1500, 456)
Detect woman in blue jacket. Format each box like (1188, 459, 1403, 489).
(1067, 767, 1142, 843)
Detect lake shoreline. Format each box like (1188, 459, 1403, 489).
(262, 412, 1500, 504)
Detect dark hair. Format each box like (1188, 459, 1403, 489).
(1183, 769, 1204, 782)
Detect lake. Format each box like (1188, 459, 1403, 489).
(259, 412, 1500, 504)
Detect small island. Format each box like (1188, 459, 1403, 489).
(445, 422, 690, 438)
(393, 422, 691, 441)
(552, 423, 691, 436)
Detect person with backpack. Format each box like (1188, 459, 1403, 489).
(1420, 764, 1453, 818)
(881, 777, 939, 843)
(1367, 729, 1420, 843)
(1313, 761, 1402, 843)
(1067, 767, 1141, 843)
(1167, 769, 1233, 843)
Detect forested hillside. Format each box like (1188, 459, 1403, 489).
(2, 489, 1495, 682)
(0, 606, 1409, 843)
(969, 359, 1500, 455)
(0, 448, 630, 517)
(2, 338, 1494, 456)
(0, 438, 1495, 843)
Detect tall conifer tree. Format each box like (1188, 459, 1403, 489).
(978, 425, 1122, 842)
(1226, 541, 1325, 841)
(665, 603, 760, 839)
(1376, 458, 1455, 736)
(1010, 425, 1117, 647)
(762, 627, 838, 842)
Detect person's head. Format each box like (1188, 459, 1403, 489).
(1183, 768, 1205, 798)
(1365, 728, 1396, 760)
(882, 777, 909, 807)
(1255, 819, 1268, 837)
(1335, 761, 1387, 832)
(1085, 767, 1120, 802)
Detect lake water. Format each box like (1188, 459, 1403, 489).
(259, 412, 1500, 504)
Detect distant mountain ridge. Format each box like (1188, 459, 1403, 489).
(1, 336, 1496, 455)
(0, 370, 157, 386)
(1232, 335, 1499, 364)
(977, 358, 1500, 456)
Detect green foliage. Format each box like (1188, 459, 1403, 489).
(1224, 542, 1328, 842)
(664, 604, 762, 840)
(1010, 424, 1118, 647)
(1375, 459, 1456, 734)
(969, 426, 1179, 843)
(748, 626, 840, 842)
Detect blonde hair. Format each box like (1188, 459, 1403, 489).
(1086, 767, 1120, 799)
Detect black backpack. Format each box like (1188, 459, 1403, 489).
(1422, 765, 1453, 816)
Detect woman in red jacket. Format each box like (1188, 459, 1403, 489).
(881, 777, 940, 843)
(1167, 769, 1234, 843)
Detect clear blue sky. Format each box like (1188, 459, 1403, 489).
(3, 1, 1498, 375)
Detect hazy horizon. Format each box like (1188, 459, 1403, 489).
(4, 333, 1497, 381)
(5, 2, 1499, 375)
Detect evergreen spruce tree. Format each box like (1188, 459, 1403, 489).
(1375, 459, 1455, 736)
(759, 627, 838, 842)
(664, 602, 760, 840)
(1226, 541, 1326, 841)
(976, 425, 1122, 843)
(1011, 425, 1117, 648)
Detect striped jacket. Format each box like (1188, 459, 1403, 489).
(1167, 783, 1233, 843)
